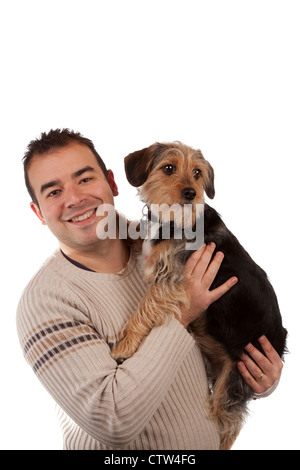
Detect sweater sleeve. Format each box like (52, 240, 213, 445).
(16, 281, 195, 448)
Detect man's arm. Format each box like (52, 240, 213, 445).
(17, 285, 195, 448)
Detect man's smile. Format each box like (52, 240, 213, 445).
(66, 207, 98, 225)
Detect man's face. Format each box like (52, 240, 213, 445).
(28, 143, 119, 252)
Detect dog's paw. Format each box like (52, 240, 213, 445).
(111, 350, 128, 362)
(111, 341, 130, 361)
(111, 335, 142, 361)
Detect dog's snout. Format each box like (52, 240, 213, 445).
(181, 187, 196, 201)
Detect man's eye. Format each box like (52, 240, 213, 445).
(162, 164, 176, 175)
(48, 189, 61, 198)
(80, 177, 92, 184)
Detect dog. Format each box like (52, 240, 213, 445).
(111, 141, 287, 450)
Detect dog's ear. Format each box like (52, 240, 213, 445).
(124, 143, 166, 187)
(203, 160, 215, 199)
(197, 151, 215, 199)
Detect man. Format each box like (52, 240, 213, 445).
(17, 129, 283, 450)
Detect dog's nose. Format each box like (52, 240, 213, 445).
(181, 187, 196, 201)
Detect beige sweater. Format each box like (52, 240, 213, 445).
(16, 247, 220, 450)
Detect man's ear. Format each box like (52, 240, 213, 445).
(30, 202, 47, 225)
(107, 170, 119, 196)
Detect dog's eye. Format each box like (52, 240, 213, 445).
(162, 164, 176, 175)
(193, 168, 201, 179)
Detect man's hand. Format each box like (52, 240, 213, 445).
(180, 242, 238, 328)
(237, 335, 283, 397)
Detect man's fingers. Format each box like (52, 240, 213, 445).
(184, 243, 238, 306)
(192, 243, 217, 278)
(209, 276, 238, 304)
(183, 243, 206, 277)
(201, 250, 225, 288)
(237, 337, 283, 395)
(237, 360, 263, 394)
(258, 335, 283, 369)
(184, 242, 217, 280)
(244, 337, 283, 379)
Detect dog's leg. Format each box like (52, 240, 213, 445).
(111, 280, 188, 360)
(208, 361, 245, 450)
(191, 316, 248, 450)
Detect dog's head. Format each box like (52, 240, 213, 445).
(124, 141, 214, 227)
(124, 141, 215, 203)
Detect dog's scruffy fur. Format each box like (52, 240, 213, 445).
(111, 141, 287, 450)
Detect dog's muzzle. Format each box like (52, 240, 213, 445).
(181, 187, 196, 201)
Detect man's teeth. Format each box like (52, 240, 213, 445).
(71, 209, 95, 222)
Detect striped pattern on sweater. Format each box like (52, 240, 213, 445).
(17, 248, 220, 450)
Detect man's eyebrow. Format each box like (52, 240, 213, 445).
(40, 180, 61, 195)
(71, 165, 95, 179)
(40, 166, 96, 195)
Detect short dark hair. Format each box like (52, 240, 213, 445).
(23, 128, 109, 204)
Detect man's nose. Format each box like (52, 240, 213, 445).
(65, 185, 86, 207)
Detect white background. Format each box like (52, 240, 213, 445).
(1, 0, 299, 450)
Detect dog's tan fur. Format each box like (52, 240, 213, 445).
(112, 142, 243, 450)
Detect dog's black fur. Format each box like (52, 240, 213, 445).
(152, 202, 287, 375)
(181, 203, 287, 413)
(148, 201, 287, 356)
(190, 204, 287, 361)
